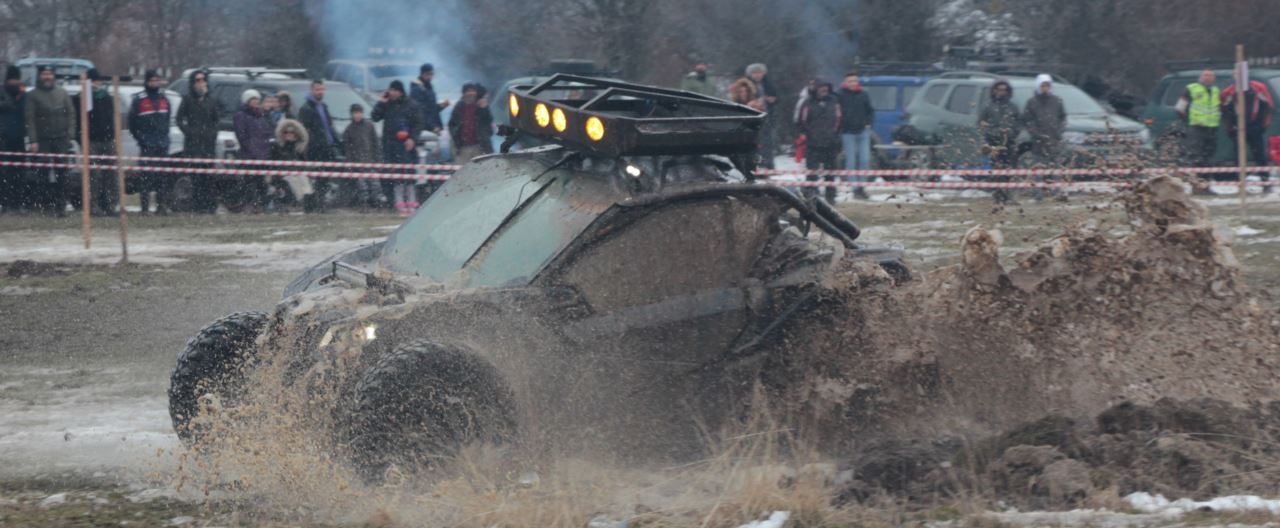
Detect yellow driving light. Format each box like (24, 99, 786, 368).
(552, 108, 567, 132)
(585, 116, 605, 142)
(509, 94, 520, 117)
(534, 103, 550, 128)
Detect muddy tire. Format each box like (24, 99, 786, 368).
(344, 340, 517, 482)
(168, 311, 268, 444)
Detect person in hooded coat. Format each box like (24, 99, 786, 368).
(73, 68, 118, 214)
(176, 68, 220, 212)
(1023, 73, 1067, 160)
(798, 79, 842, 203)
(232, 88, 273, 211)
(0, 64, 28, 212)
(269, 118, 310, 211)
(978, 79, 1022, 204)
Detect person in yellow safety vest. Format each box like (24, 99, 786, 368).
(1175, 69, 1221, 168)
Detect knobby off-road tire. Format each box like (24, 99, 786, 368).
(344, 340, 517, 483)
(168, 311, 268, 444)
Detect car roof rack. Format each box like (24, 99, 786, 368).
(506, 74, 763, 158)
(188, 67, 311, 80)
(1164, 57, 1280, 72)
(854, 61, 942, 76)
(937, 70, 1068, 83)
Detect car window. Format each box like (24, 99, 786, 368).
(903, 86, 921, 107)
(212, 84, 243, 115)
(922, 84, 948, 106)
(864, 85, 898, 111)
(380, 158, 559, 283)
(559, 198, 775, 311)
(946, 85, 978, 115)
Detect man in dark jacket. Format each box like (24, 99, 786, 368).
(129, 69, 173, 214)
(74, 69, 117, 214)
(1023, 74, 1067, 160)
(409, 63, 449, 134)
(447, 82, 494, 163)
(25, 65, 76, 215)
(836, 72, 875, 199)
(1222, 80, 1274, 181)
(799, 80, 842, 203)
(176, 69, 220, 212)
(297, 80, 338, 212)
(0, 64, 27, 212)
(979, 80, 1022, 204)
(373, 80, 424, 214)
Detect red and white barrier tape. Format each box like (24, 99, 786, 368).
(10, 150, 462, 171)
(0, 159, 446, 181)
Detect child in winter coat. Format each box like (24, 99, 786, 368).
(341, 104, 381, 211)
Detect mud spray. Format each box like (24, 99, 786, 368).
(168, 176, 1280, 526)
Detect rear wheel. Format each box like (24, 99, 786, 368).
(168, 311, 268, 444)
(343, 340, 518, 482)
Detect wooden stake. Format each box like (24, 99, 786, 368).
(79, 71, 92, 249)
(112, 77, 129, 264)
(1236, 44, 1248, 213)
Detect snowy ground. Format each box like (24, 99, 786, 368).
(2, 187, 1280, 525)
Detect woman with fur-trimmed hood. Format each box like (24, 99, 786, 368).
(729, 78, 763, 111)
(269, 118, 312, 208)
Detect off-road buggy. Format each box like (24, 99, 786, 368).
(168, 75, 909, 479)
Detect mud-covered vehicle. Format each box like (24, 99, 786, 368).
(168, 75, 909, 479)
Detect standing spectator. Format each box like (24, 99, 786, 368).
(24, 65, 76, 215)
(746, 63, 779, 168)
(298, 80, 338, 212)
(1221, 79, 1274, 180)
(232, 89, 273, 211)
(372, 80, 423, 216)
(341, 103, 380, 212)
(128, 70, 173, 215)
(262, 93, 280, 126)
(979, 79, 1021, 203)
(0, 64, 27, 212)
(679, 62, 716, 98)
(176, 68, 220, 213)
(798, 80, 842, 203)
(409, 63, 449, 134)
(269, 118, 310, 211)
(1175, 69, 1220, 168)
(270, 91, 294, 125)
(836, 72, 874, 199)
(73, 69, 117, 215)
(447, 82, 493, 165)
(729, 78, 761, 110)
(1023, 74, 1067, 161)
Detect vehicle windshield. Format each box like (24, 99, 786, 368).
(1011, 82, 1107, 115)
(380, 156, 624, 286)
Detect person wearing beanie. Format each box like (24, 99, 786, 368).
(410, 62, 449, 134)
(372, 79, 423, 215)
(447, 81, 493, 164)
(297, 79, 337, 212)
(231, 88, 272, 211)
(0, 64, 27, 212)
(341, 102, 380, 211)
(24, 64, 76, 215)
(74, 68, 118, 215)
(680, 61, 716, 98)
(1023, 73, 1066, 160)
(176, 68, 220, 213)
(129, 69, 173, 214)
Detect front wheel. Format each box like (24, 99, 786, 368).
(168, 311, 268, 444)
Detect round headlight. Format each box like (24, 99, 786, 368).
(552, 108, 567, 132)
(534, 103, 550, 128)
(585, 116, 605, 142)
(509, 94, 520, 117)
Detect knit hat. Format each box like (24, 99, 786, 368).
(144, 69, 162, 82)
(746, 63, 767, 75)
(1035, 73, 1053, 86)
(241, 88, 262, 105)
(4, 65, 19, 81)
(420, 63, 434, 74)
(350, 103, 364, 113)
(87, 68, 104, 82)
(36, 65, 52, 74)
(388, 79, 405, 93)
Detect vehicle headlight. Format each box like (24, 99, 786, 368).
(1062, 131, 1087, 145)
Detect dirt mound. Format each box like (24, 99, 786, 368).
(833, 398, 1280, 510)
(781, 176, 1280, 447)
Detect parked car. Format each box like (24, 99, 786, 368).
(1140, 67, 1280, 165)
(860, 74, 932, 166)
(901, 71, 1151, 169)
(61, 82, 185, 159)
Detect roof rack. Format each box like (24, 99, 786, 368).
(1164, 57, 1280, 71)
(506, 74, 763, 158)
(853, 61, 942, 76)
(187, 67, 311, 80)
(937, 71, 1003, 80)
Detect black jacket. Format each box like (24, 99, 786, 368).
(176, 91, 219, 156)
(75, 89, 115, 143)
(0, 87, 24, 144)
(799, 94, 842, 148)
(128, 90, 172, 152)
(1023, 92, 1067, 143)
(836, 89, 875, 133)
(341, 119, 380, 163)
(978, 82, 1021, 145)
(372, 97, 424, 146)
(447, 101, 494, 151)
(409, 78, 444, 132)
(297, 96, 338, 161)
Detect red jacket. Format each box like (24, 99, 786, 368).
(1221, 80, 1274, 134)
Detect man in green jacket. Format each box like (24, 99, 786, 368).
(24, 66, 76, 215)
(679, 62, 717, 98)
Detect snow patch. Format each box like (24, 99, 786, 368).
(739, 511, 790, 528)
(1125, 491, 1280, 514)
(1234, 225, 1265, 236)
